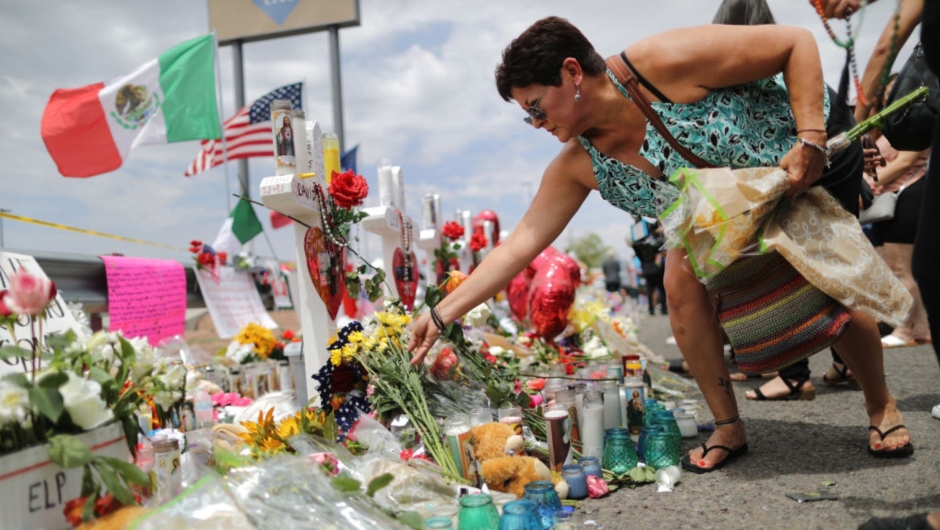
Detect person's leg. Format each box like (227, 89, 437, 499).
(654, 274, 668, 314)
(645, 275, 656, 315)
(830, 308, 912, 452)
(664, 248, 747, 469)
(745, 359, 815, 400)
(882, 242, 931, 342)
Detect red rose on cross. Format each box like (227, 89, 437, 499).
(328, 169, 369, 209)
(469, 232, 488, 252)
(441, 221, 464, 241)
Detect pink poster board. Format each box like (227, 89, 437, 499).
(100, 256, 187, 344)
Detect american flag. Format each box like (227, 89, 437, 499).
(184, 82, 303, 177)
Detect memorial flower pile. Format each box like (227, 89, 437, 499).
(236, 407, 336, 459)
(188, 240, 220, 280)
(0, 270, 186, 524)
(224, 322, 285, 364)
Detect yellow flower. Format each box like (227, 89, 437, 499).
(260, 437, 285, 453)
(348, 331, 363, 344)
(330, 349, 342, 366)
(277, 415, 301, 439)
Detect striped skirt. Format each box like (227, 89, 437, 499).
(706, 251, 852, 374)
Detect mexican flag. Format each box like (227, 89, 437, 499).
(41, 34, 221, 178)
(212, 200, 264, 257)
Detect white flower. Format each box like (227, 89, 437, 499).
(463, 303, 492, 328)
(58, 371, 113, 430)
(130, 340, 156, 383)
(488, 346, 507, 357)
(156, 361, 187, 390)
(582, 336, 610, 359)
(0, 380, 30, 426)
(153, 389, 182, 411)
(224, 341, 254, 364)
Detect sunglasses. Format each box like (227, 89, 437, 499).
(522, 85, 550, 125)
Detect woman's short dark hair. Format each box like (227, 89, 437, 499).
(712, 0, 776, 25)
(495, 17, 606, 102)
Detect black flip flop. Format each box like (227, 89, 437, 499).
(667, 360, 692, 376)
(680, 442, 749, 474)
(747, 377, 816, 401)
(868, 425, 914, 458)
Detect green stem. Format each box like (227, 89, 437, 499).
(842, 86, 930, 143)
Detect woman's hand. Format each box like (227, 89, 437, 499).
(407, 312, 442, 365)
(779, 133, 828, 197)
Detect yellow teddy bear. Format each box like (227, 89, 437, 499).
(469, 422, 567, 499)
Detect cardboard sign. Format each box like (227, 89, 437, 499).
(194, 267, 277, 338)
(0, 252, 85, 377)
(100, 256, 187, 344)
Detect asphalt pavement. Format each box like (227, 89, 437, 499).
(583, 313, 940, 530)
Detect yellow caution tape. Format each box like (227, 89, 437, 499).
(0, 211, 187, 251)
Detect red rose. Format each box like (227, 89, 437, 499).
(217, 251, 228, 265)
(469, 232, 488, 252)
(197, 253, 215, 267)
(442, 221, 465, 241)
(0, 290, 12, 318)
(189, 240, 203, 254)
(328, 169, 369, 209)
(282, 329, 296, 340)
(63, 497, 87, 527)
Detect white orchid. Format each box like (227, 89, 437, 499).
(0, 380, 30, 426)
(58, 371, 113, 430)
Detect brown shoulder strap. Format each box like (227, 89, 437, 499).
(605, 53, 716, 169)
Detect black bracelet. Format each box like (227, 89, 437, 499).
(429, 305, 447, 333)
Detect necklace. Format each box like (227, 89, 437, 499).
(812, 0, 869, 107)
(397, 210, 414, 274)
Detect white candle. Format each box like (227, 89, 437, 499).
(603, 381, 622, 430)
(391, 166, 406, 212)
(580, 402, 606, 458)
(377, 165, 394, 207)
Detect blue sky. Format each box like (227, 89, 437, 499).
(0, 0, 916, 267)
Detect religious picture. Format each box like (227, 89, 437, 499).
(627, 389, 646, 435)
(276, 115, 295, 158)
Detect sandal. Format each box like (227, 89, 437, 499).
(667, 360, 692, 376)
(822, 362, 861, 389)
(868, 425, 914, 458)
(747, 376, 816, 401)
(729, 371, 777, 382)
(881, 335, 917, 348)
(681, 442, 749, 474)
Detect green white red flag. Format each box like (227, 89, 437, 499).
(41, 34, 221, 178)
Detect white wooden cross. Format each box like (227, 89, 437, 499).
(259, 120, 333, 406)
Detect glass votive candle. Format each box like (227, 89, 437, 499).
(551, 524, 576, 530)
(674, 411, 698, 438)
(470, 407, 494, 426)
(458, 494, 500, 530)
(522, 481, 561, 530)
(578, 456, 602, 478)
(497, 499, 541, 530)
(552, 508, 576, 525)
(645, 431, 681, 469)
(561, 464, 588, 500)
(602, 431, 638, 474)
(425, 516, 455, 529)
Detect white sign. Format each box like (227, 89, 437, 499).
(0, 252, 85, 377)
(194, 267, 277, 338)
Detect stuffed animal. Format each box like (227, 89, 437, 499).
(469, 422, 567, 499)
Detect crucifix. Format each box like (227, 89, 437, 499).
(362, 163, 419, 309)
(416, 192, 442, 286)
(259, 120, 334, 406)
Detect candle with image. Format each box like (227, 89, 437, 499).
(544, 404, 570, 474)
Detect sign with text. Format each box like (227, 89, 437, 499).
(0, 252, 84, 377)
(209, 0, 360, 45)
(195, 267, 277, 338)
(100, 256, 187, 344)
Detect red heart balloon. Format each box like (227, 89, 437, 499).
(393, 248, 420, 310)
(303, 227, 346, 320)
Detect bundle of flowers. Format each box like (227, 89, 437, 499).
(236, 407, 337, 461)
(311, 322, 372, 434)
(223, 323, 291, 364)
(0, 270, 186, 525)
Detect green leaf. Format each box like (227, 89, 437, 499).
(2, 372, 30, 388)
(48, 435, 94, 468)
(81, 464, 95, 497)
(46, 331, 76, 353)
(424, 287, 444, 308)
(397, 511, 425, 530)
(38, 371, 68, 389)
(87, 366, 113, 386)
(118, 337, 136, 365)
(99, 456, 149, 487)
(97, 463, 136, 505)
(366, 473, 394, 497)
(331, 476, 361, 493)
(0, 345, 31, 360)
(30, 385, 64, 423)
(82, 490, 98, 523)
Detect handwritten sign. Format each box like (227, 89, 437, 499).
(195, 267, 277, 338)
(99, 256, 186, 344)
(0, 252, 84, 377)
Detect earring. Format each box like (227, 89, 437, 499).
(574, 85, 581, 102)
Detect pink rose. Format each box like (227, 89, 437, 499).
(528, 394, 544, 408)
(233, 397, 253, 407)
(2, 271, 56, 316)
(586, 475, 609, 498)
(0, 290, 13, 318)
(311, 452, 339, 475)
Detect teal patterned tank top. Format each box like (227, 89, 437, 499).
(578, 70, 830, 218)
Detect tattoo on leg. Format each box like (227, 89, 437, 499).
(718, 377, 733, 398)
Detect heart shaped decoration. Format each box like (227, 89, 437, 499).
(304, 226, 346, 320)
(393, 248, 420, 310)
(435, 257, 462, 284)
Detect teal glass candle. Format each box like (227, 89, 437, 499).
(637, 424, 666, 463)
(522, 481, 562, 530)
(578, 456, 602, 478)
(645, 431, 681, 469)
(497, 499, 542, 530)
(458, 494, 500, 530)
(561, 464, 588, 500)
(602, 431, 638, 474)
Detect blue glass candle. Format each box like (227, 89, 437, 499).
(498, 499, 542, 530)
(578, 456, 602, 478)
(458, 494, 500, 530)
(522, 481, 561, 530)
(637, 425, 666, 463)
(561, 464, 588, 500)
(425, 516, 455, 529)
